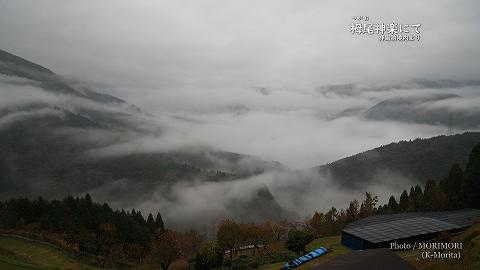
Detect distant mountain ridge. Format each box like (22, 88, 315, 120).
(0, 49, 124, 103)
(2, 49, 480, 227)
(317, 132, 480, 190)
(363, 94, 480, 128)
(0, 49, 290, 225)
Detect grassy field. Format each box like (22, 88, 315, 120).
(258, 236, 350, 270)
(0, 235, 101, 270)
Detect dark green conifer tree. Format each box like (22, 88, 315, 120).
(387, 195, 399, 213)
(442, 163, 466, 209)
(465, 143, 480, 208)
(412, 185, 424, 210)
(147, 213, 156, 232)
(399, 190, 409, 212)
(155, 212, 165, 231)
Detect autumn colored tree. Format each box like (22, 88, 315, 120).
(124, 243, 148, 264)
(285, 230, 314, 255)
(195, 241, 224, 270)
(240, 223, 265, 253)
(324, 207, 339, 235)
(257, 221, 276, 245)
(177, 230, 203, 260)
(335, 209, 348, 230)
(216, 219, 242, 262)
(270, 221, 288, 242)
(345, 199, 359, 223)
(309, 212, 325, 237)
(359, 192, 378, 218)
(151, 230, 181, 270)
(98, 223, 120, 267)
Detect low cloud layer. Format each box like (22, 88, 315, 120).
(87, 166, 417, 230)
(113, 82, 477, 168)
(1, 61, 479, 231)
(2, 1, 480, 168)
(2, 73, 479, 169)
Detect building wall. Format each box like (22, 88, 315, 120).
(341, 232, 366, 250)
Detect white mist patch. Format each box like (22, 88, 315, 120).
(127, 177, 273, 230)
(117, 167, 417, 229)
(0, 107, 65, 129)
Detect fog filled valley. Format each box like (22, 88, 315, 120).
(1, 49, 480, 231)
(2, 2, 480, 269)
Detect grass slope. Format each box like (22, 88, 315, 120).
(0, 235, 101, 270)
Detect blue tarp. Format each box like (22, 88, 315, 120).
(283, 247, 328, 269)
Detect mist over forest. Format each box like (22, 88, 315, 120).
(1, 1, 480, 231)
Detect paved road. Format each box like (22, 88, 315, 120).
(310, 248, 416, 270)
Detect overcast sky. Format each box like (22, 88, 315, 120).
(2, 0, 479, 88)
(1, 0, 479, 168)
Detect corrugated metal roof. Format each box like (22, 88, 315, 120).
(342, 209, 480, 244)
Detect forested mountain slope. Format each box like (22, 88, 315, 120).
(317, 132, 480, 189)
(0, 49, 290, 223)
